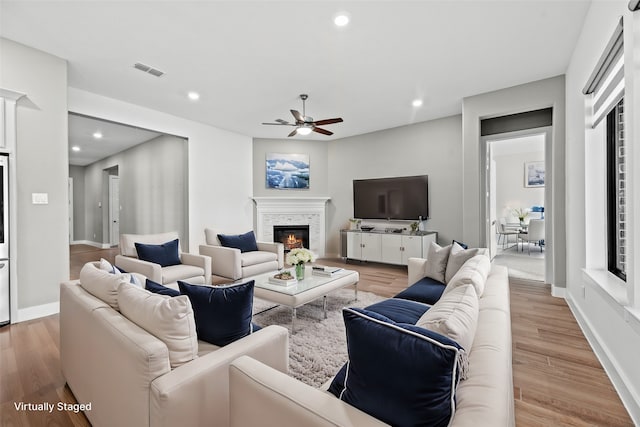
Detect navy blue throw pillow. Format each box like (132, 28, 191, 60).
(135, 239, 181, 267)
(328, 308, 463, 427)
(217, 231, 259, 253)
(145, 279, 181, 297)
(178, 280, 255, 346)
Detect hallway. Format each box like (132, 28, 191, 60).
(492, 242, 545, 282)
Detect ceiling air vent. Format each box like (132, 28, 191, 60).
(133, 62, 165, 77)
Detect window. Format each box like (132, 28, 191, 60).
(606, 99, 626, 281)
(584, 18, 627, 282)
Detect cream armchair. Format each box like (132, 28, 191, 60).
(199, 228, 284, 280)
(115, 231, 211, 286)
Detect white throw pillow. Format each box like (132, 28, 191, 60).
(127, 272, 145, 287)
(99, 258, 116, 273)
(416, 284, 479, 353)
(424, 242, 451, 283)
(118, 284, 198, 368)
(79, 262, 131, 310)
(444, 254, 491, 297)
(444, 243, 480, 283)
(99, 258, 144, 287)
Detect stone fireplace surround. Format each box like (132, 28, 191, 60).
(252, 197, 330, 258)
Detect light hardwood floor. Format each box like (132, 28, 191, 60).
(0, 246, 633, 426)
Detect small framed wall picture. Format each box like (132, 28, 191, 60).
(266, 153, 310, 189)
(525, 161, 545, 188)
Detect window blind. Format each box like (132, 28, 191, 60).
(583, 18, 624, 128)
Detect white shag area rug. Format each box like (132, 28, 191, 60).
(252, 288, 386, 387)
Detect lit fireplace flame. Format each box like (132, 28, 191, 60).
(285, 234, 303, 249)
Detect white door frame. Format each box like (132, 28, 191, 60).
(485, 149, 497, 260)
(480, 127, 551, 283)
(68, 177, 74, 243)
(108, 175, 120, 246)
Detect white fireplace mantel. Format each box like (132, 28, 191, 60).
(252, 196, 330, 257)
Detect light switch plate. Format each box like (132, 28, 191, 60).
(32, 193, 49, 204)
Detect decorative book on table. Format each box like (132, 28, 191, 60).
(312, 266, 343, 277)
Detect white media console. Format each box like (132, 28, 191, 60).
(344, 229, 437, 266)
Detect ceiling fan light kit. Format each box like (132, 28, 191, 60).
(262, 94, 343, 137)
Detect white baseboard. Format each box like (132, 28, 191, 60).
(323, 252, 342, 259)
(16, 301, 60, 323)
(71, 240, 112, 249)
(565, 295, 640, 424)
(551, 285, 566, 298)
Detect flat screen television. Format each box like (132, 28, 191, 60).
(353, 175, 429, 220)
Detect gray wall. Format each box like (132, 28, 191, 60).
(252, 116, 463, 258)
(327, 115, 463, 256)
(252, 138, 329, 196)
(0, 38, 69, 312)
(80, 134, 189, 246)
(462, 75, 566, 289)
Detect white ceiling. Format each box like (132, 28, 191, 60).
(1, 0, 591, 161)
(68, 114, 163, 166)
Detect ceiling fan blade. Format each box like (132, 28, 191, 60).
(262, 122, 295, 126)
(290, 109, 304, 122)
(313, 127, 333, 136)
(275, 119, 290, 125)
(313, 118, 343, 126)
(287, 129, 298, 137)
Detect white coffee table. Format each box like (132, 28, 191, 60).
(249, 267, 359, 332)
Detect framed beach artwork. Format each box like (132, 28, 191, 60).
(266, 153, 310, 189)
(524, 161, 545, 188)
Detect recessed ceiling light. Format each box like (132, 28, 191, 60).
(188, 91, 200, 101)
(412, 99, 423, 107)
(93, 131, 102, 139)
(334, 13, 350, 27)
(71, 146, 80, 152)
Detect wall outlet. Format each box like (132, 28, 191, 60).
(32, 193, 48, 204)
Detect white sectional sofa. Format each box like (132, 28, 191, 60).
(60, 261, 289, 427)
(228, 253, 515, 426)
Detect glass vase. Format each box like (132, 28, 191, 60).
(295, 263, 305, 280)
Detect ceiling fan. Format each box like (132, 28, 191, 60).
(262, 94, 343, 137)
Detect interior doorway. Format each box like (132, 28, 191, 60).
(101, 165, 119, 248)
(483, 130, 547, 282)
(68, 113, 189, 249)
